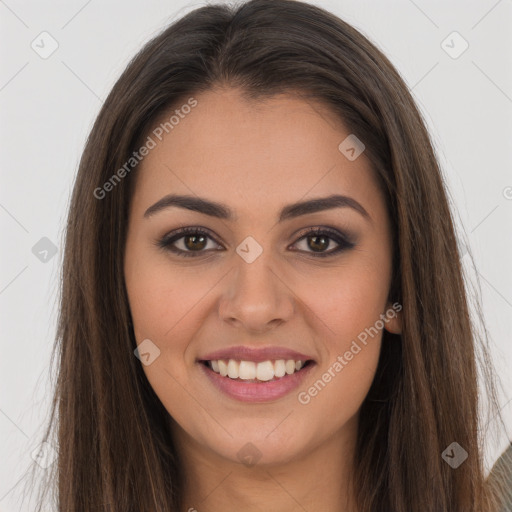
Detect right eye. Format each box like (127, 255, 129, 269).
(156, 227, 224, 257)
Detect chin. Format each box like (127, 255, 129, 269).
(194, 420, 310, 468)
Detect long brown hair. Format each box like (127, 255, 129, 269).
(26, 0, 505, 510)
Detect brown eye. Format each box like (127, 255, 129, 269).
(291, 227, 355, 257)
(306, 234, 331, 252)
(183, 233, 208, 251)
(156, 227, 222, 257)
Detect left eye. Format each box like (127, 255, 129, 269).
(289, 227, 355, 257)
(156, 227, 354, 258)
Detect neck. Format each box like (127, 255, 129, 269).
(170, 416, 359, 512)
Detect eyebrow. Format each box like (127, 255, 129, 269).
(143, 193, 371, 223)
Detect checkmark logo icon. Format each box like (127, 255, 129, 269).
(441, 31, 469, 59)
(31, 31, 59, 59)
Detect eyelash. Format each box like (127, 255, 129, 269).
(155, 226, 355, 258)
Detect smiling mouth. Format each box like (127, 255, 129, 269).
(199, 358, 315, 383)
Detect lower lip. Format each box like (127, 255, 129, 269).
(198, 361, 316, 402)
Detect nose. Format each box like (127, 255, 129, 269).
(218, 253, 295, 334)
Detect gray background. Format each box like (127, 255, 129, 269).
(1, 0, 511, 510)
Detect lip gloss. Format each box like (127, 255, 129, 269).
(198, 361, 315, 402)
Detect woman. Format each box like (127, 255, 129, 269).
(30, 0, 507, 510)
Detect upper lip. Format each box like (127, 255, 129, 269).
(198, 345, 316, 363)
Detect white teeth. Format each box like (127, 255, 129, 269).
(256, 360, 274, 381)
(285, 359, 296, 374)
(218, 360, 228, 377)
(227, 359, 238, 379)
(238, 361, 256, 380)
(274, 359, 286, 378)
(207, 358, 308, 381)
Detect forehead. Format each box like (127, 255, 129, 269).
(131, 87, 383, 219)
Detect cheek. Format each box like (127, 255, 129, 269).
(126, 264, 177, 344)
(124, 236, 192, 376)
(293, 257, 391, 345)
(124, 254, 207, 423)
(125, 234, 204, 344)
(290, 256, 388, 414)
(296, 336, 381, 441)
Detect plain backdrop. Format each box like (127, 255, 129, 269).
(1, 0, 511, 510)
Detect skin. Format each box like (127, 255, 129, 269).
(124, 87, 401, 512)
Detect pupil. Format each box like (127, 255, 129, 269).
(309, 235, 328, 252)
(185, 234, 206, 251)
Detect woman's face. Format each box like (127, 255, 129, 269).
(124, 87, 400, 467)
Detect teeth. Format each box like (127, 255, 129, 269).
(239, 361, 256, 380)
(207, 358, 307, 381)
(256, 360, 274, 381)
(285, 360, 296, 374)
(218, 360, 228, 377)
(274, 359, 286, 378)
(227, 359, 238, 379)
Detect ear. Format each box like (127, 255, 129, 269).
(383, 301, 402, 335)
